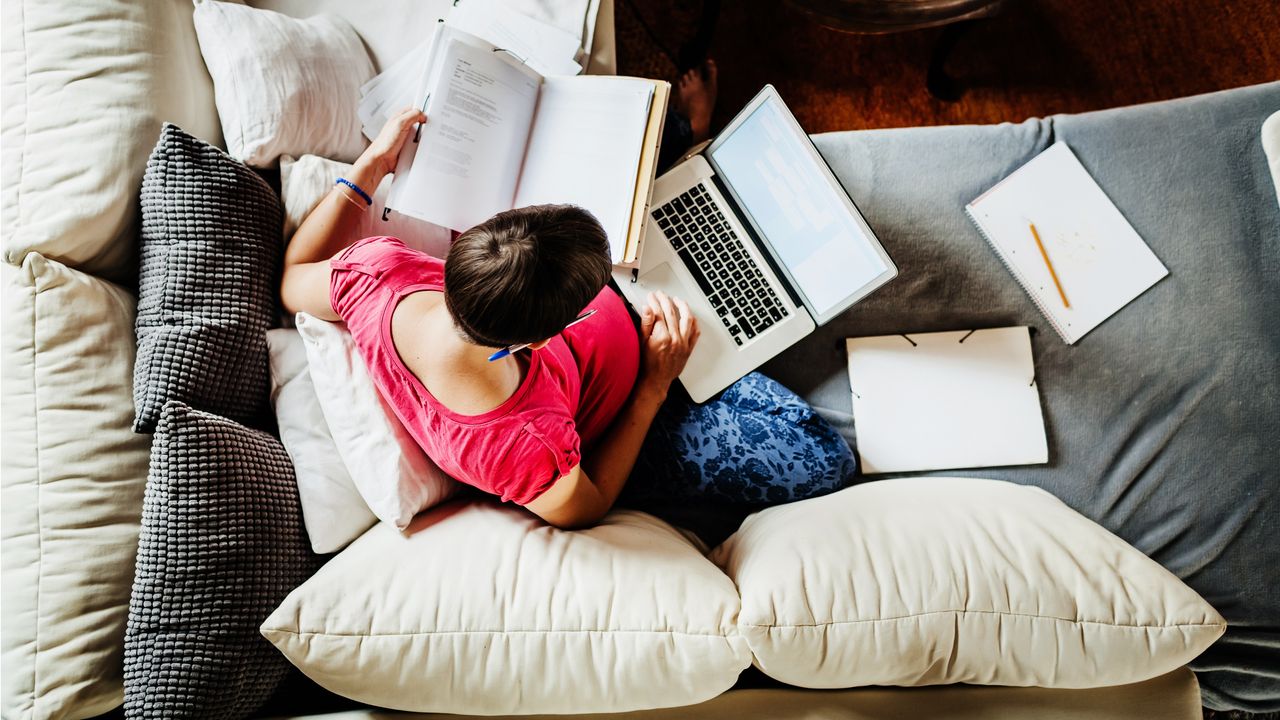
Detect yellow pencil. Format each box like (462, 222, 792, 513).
(1029, 222, 1070, 309)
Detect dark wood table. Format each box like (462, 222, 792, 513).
(784, 0, 1009, 100)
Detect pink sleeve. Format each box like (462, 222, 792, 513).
(328, 236, 406, 319)
(497, 415, 583, 506)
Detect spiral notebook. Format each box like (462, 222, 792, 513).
(965, 142, 1169, 344)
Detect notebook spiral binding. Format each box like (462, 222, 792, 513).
(964, 206, 1072, 344)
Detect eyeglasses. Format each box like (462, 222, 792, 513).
(487, 309, 598, 362)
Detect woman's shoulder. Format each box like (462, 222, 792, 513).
(340, 235, 441, 264)
(336, 236, 444, 283)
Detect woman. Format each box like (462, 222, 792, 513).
(281, 85, 854, 531)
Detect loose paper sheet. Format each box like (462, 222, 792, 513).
(846, 327, 1049, 474)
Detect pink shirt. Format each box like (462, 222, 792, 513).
(330, 236, 640, 505)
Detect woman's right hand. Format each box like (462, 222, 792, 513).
(355, 107, 427, 182)
(637, 291, 700, 398)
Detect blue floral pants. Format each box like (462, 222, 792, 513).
(622, 372, 858, 509)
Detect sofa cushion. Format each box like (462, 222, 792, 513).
(125, 401, 318, 720)
(711, 477, 1225, 690)
(0, 0, 221, 281)
(193, 0, 373, 167)
(134, 123, 283, 433)
(262, 500, 751, 714)
(783, 82, 1279, 712)
(1, 253, 149, 720)
(281, 154, 452, 257)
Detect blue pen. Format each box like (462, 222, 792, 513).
(488, 309, 598, 362)
(413, 93, 431, 143)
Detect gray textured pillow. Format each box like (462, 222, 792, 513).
(124, 401, 318, 719)
(134, 123, 283, 433)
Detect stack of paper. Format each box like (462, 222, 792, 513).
(357, 2, 583, 142)
(448, 0, 583, 77)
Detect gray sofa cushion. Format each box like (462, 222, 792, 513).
(133, 123, 282, 433)
(124, 401, 317, 720)
(770, 82, 1279, 712)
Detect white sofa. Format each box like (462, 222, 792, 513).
(0, 2, 1221, 719)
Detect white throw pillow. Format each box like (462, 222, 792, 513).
(711, 477, 1226, 690)
(1262, 111, 1280, 210)
(267, 329, 377, 553)
(262, 500, 751, 714)
(2, 254, 151, 720)
(294, 312, 457, 529)
(192, 0, 373, 167)
(280, 154, 452, 255)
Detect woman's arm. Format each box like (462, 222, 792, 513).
(524, 291, 699, 529)
(280, 108, 426, 320)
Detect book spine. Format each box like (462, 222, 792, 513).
(964, 205, 1074, 344)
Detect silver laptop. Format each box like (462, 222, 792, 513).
(614, 85, 897, 402)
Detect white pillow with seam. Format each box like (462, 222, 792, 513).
(267, 328, 376, 554)
(192, 0, 373, 166)
(711, 477, 1226, 690)
(295, 312, 457, 530)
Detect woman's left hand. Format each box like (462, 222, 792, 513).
(356, 107, 427, 181)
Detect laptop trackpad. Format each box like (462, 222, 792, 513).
(633, 261, 731, 392)
(636, 261, 679, 297)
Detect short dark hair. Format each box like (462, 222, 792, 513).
(445, 204, 611, 347)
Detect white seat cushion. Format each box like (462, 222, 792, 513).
(1, 254, 150, 720)
(262, 500, 751, 714)
(711, 477, 1225, 690)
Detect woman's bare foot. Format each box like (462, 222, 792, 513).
(674, 59, 718, 144)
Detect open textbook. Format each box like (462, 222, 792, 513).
(369, 24, 668, 266)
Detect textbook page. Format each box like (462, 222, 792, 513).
(387, 34, 542, 231)
(359, 36, 436, 141)
(513, 76, 653, 263)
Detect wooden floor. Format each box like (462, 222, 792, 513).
(616, 0, 1279, 135)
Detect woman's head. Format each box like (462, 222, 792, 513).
(445, 204, 611, 348)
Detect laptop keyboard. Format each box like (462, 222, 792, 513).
(651, 184, 789, 346)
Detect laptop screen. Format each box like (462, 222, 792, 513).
(707, 91, 893, 321)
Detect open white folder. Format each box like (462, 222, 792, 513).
(845, 327, 1049, 474)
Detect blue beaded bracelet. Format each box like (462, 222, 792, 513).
(335, 177, 372, 206)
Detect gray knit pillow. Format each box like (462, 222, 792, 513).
(124, 401, 318, 720)
(134, 123, 283, 433)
